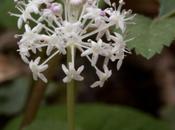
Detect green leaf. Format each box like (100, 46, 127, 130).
(127, 15, 175, 59)
(162, 106, 175, 130)
(5, 105, 171, 130)
(26, 121, 69, 130)
(0, 78, 30, 115)
(159, 0, 175, 17)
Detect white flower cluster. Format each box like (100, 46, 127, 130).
(11, 0, 135, 87)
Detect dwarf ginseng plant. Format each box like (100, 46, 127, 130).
(11, 0, 135, 130)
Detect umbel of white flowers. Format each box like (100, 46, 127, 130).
(11, 0, 135, 88)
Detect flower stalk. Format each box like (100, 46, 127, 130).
(67, 79, 76, 130)
(67, 47, 76, 130)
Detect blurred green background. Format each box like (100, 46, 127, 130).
(0, 0, 175, 130)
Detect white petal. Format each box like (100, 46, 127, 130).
(32, 73, 38, 81)
(77, 65, 84, 74)
(81, 49, 92, 57)
(96, 31, 105, 41)
(33, 23, 43, 33)
(118, 20, 126, 33)
(33, 6, 39, 14)
(17, 17, 23, 29)
(39, 64, 48, 72)
(105, 30, 111, 41)
(38, 47, 42, 52)
(21, 55, 29, 64)
(38, 73, 48, 83)
(110, 55, 117, 62)
(63, 76, 71, 83)
(90, 81, 101, 88)
(103, 66, 112, 78)
(114, 32, 121, 40)
(91, 54, 98, 66)
(107, 70, 112, 78)
(31, 47, 37, 54)
(99, 82, 105, 87)
(29, 61, 34, 70)
(96, 69, 104, 78)
(104, 0, 111, 5)
(61, 49, 67, 55)
(74, 75, 84, 81)
(46, 45, 54, 56)
(98, 39, 103, 45)
(69, 62, 74, 71)
(117, 59, 123, 70)
(57, 44, 66, 55)
(103, 65, 108, 72)
(62, 64, 69, 75)
(25, 24, 31, 32)
(35, 57, 41, 64)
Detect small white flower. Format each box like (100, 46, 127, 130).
(62, 63, 84, 83)
(110, 33, 128, 70)
(83, 6, 105, 23)
(91, 66, 112, 88)
(110, 33, 126, 59)
(19, 24, 48, 54)
(105, 0, 135, 33)
(29, 57, 48, 83)
(41, 3, 63, 24)
(49, 3, 63, 16)
(18, 44, 30, 63)
(46, 34, 66, 55)
(81, 39, 104, 66)
(17, 11, 33, 29)
(26, 1, 40, 14)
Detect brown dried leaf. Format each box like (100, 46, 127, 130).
(0, 54, 26, 83)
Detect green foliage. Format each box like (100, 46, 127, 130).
(5, 105, 170, 130)
(0, 0, 17, 28)
(162, 106, 175, 130)
(159, 0, 175, 17)
(127, 15, 175, 59)
(26, 121, 68, 130)
(126, 0, 175, 59)
(0, 78, 30, 115)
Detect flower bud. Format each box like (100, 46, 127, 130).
(50, 3, 63, 16)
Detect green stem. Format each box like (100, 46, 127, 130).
(67, 47, 76, 130)
(67, 80, 75, 130)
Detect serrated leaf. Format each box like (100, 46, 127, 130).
(127, 15, 175, 59)
(159, 0, 175, 17)
(0, 78, 30, 115)
(5, 105, 171, 130)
